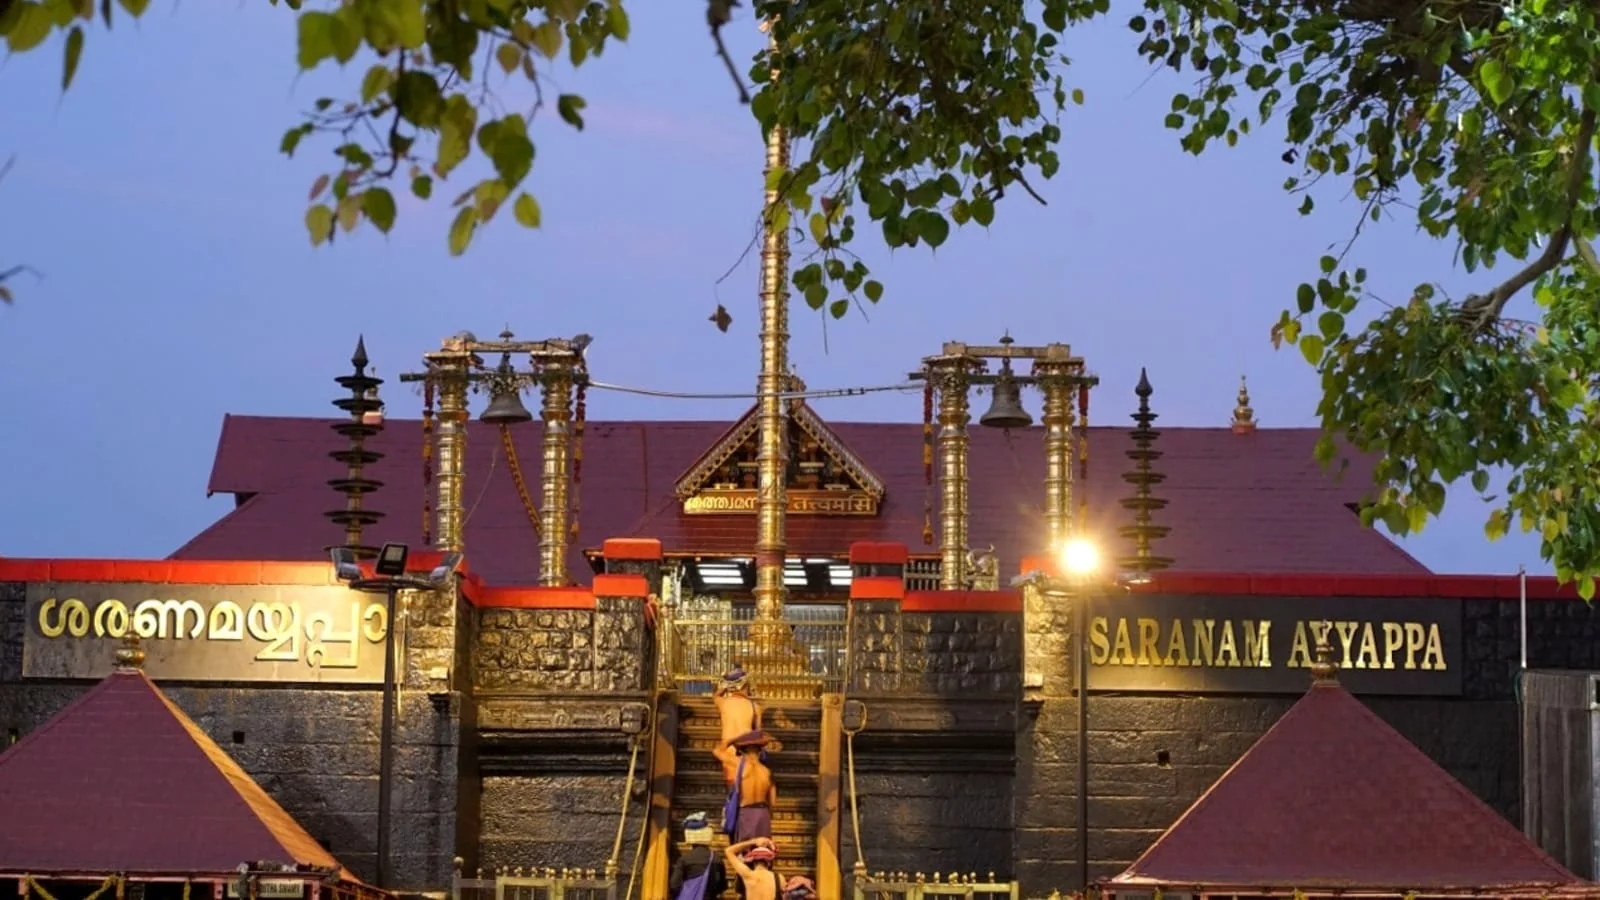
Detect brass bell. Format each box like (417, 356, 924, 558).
(480, 355, 534, 425)
(980, 360, 1033, 429)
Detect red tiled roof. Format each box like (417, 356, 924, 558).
(173, 413, 1429, 586)
(1110, 674, 1580, 891)
(0, 668, 357, 880)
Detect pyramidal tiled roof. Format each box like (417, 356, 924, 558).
(1110, 669, 1582, 892)
(0, 666, 357, 880)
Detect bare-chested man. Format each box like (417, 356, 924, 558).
(724, 839, 779, 900)
(719, 730, 776, 843)
(713, 666, 763, 777)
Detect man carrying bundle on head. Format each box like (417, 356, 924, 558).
(668, 813, 728, 900)
(713, 665, 763, 775)
(719, 729, 776, 844)
(724, 838, 780, 900)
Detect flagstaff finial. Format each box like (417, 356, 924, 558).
(1232, 375, 1257, 434)
(1311, 630, 1339, 684)
(114, 633, 145, 671)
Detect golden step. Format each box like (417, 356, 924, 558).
(671, 794, 815, 815)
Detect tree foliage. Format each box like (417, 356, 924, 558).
(1131, 0, 1600, 594)
(8, 0, 1600, 587)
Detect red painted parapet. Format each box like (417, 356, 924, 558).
(849, 541, 908, 566)
(849, 542, 909, 601)
(903, 590, 1020, 613)
(467, 584, 597, 610)
(602, 538, 663, 562)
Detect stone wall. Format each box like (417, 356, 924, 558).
(0, 581, 470, 894)
(478, 769, 647, 875)
(849, 605, 1021, 696)
(474, 597, 649, 693)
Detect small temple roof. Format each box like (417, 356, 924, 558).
(0, 658, 357, 881)
(1110, 651, 1582, 893)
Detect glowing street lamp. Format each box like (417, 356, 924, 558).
(1060, 537, 1101, 578)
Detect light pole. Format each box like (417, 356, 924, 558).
(1056, 537, 1101, 892)
(331, 543, 462, 890)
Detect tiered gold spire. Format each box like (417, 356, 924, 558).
(1118, 369, 1173, 574)
(1231, 375, 1256, 434)
(114, 633, 145, 671)
(325, 336, 386, 558)
(1311, 632, 1340, 684)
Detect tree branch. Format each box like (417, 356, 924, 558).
(1457, 105, 1596, 328)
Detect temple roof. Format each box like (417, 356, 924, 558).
(174, 414, 1429, 586)
(1109, 666, 1580, 892)
(0, 666, 356, 880)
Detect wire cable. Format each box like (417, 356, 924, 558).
(584, 379, 922, 402)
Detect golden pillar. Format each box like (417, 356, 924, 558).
(433, 359, 471, 553)
(1035, 362, 1077, 552)
(539, 355, 577, 586)
(931, 357, 980, 590)
(752, 27, 792, 645)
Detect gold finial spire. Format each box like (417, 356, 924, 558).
(114, 633, 146, 671)
(1310, 631, 1339, 685)
(1231, 375, 1256, 434)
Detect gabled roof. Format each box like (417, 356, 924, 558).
(1110, 669, 1580, 892)
(672, 402, 886, 501)
(0, 667, 356, 880)
(174, 414, 1430, 586)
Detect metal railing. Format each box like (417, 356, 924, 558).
(854, 873, 1019, 900)
(452, 865, 617, 900)
(662, 605, 849, 699)
(905, 558, 942, 592)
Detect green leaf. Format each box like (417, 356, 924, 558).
(1296, 283, 1314, 314)
(60, 24, 82, 90)
(971, 197, 995, 227)
(829, 298, 849, 318)
(496, 41, 523, 74)
(389, 0, 425, 47)
(557, 93, 587, 130)
(1471, 470, 1490, 493)
(296, 11, 337, 69)
(486, 118, 535, 186)
(863, 280, 883, 302)
(1317, 310, 1344, 340)
(1486, 509, 1510, 541)
(530, 20, 562, 59)
(305, 204, 335, 246)
(437, 95, 477, 175)
(447, 205, 479, 256)
(920, 212, 950, 248)
(412, 175, 433, 200)
(513, 192, 542, 228)
(360, 65, 394, 103)
(1298, 334, 1325, 365)
(1479, 58, 1512, 105)
(1071, 88, 1084, 105)
(607, 1, 629, 40)
(115, 0, 148, 15)
(6, 3, 55, 52)
(362, 188, 397, 234)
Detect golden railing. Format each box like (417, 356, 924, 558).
(661, 607, 848, 700)
(854, 873, 1019, 900)
(452, 864, 617, 900)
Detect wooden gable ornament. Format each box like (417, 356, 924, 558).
(673, 401, 886, 516)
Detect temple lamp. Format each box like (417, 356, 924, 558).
(329, 543, 462, 889)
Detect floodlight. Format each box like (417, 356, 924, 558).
(428, 552, 464, 585)
(330, 548, 363, 583)
(375, 543, 409, 578)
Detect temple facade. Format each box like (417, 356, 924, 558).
(3, 335, 1600, 900)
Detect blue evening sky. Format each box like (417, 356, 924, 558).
(0, 2, 1550, 576)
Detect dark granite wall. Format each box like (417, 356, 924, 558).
(849, 605, 1022, 696)
(474, 597, 649, 693)
(0, 581, 470, 894)
(478, 771, 647, 875)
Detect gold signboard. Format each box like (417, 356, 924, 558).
(1085, 594, 1463, 695)
(22, 582, 391, 684)
(683, 488, 879, 516)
